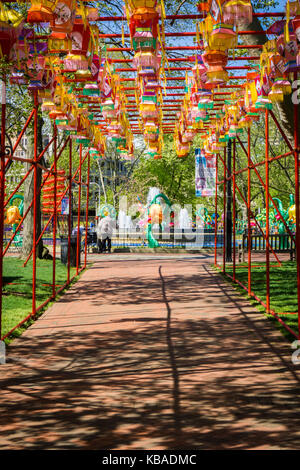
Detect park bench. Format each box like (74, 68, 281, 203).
(242, 233, 296, 261)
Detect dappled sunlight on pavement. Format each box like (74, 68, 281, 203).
(0, 254, 300, 450)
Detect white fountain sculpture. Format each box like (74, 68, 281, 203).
(179, 208, 191, 229)
(146, 187, 161, 207)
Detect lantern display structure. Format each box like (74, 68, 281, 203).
(42, 171, 66, 215)
(27, 0, 58, 23)
(0, 6, 24, 58)
(64, 16, 91, 71)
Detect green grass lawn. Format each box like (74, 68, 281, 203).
(222, 261, 299, 341)
(2, 257, 76, 342)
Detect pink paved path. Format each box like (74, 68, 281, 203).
(0, 254, 300, 450)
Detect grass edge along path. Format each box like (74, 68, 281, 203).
(2, 257, 88, 344)
(214, 261, 299, 343)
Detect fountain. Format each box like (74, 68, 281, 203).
(179, 208, 191, 229)
(118, 210, 133, 229)
(146, 187, 161, 207)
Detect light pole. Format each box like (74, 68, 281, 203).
(89, 181, 101, 215)
(226, 139, 232, 262)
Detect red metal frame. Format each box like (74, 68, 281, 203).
(76, 144, 82, 276)
(294, 72, 300, 334)
(0, 78, 6, 339)
(223, 147, 226, 273)
(216, 95, 300, 339)
(265, 110, 270, 314)
(233, 140, 236, 282)
(0, 8, 298, 345)
(0, 95, 90, 341)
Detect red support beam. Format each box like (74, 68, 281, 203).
(236, 135, 295, 241)
(67, 139, 72, 284)
(0, 77, 6, 338)
(116, 66, 252, 72)
(100, 30, 266, 39)
(265, 110, 270, 313)
(110, 56, 260, 63)
(4, 109, 35, 170)
(107, 45, 263, 52)
(52, 124, 57, 299)
(232, 141, 236, 281)
(294, 71, 300, 338)
(76, 144, 82, 275)
(84, 153, 90, 268)
(223, 148, 226, 273)
(214, 153, 218, 266)
(247, 127, 252, 296)
(32, 91, 38, 317)
(120, 76, 247, 82)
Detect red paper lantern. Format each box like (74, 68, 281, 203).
(64, 17, 91, 71)
(70, 17, 91, 56)
(293, 15, 300, 41)
(50, 0, 76, 33)
(27, 0, 57, 23)
(0, 9, 24, 57)
(129, 10, 159, 39)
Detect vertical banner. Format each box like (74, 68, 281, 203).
(61, 196, 70, 215)
(195, 148, 216, 197)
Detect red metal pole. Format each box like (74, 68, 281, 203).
(121, 76, 246, 82)
(247, 127, 252, 296)
(233, 140, 236, 281)
(265, 110, 270, 313)
(269, 110, 294, 153)
(115, 66, 252, 72)
(214, 154, 218, 266)
(45, 11, 282, 21)
(227, 175, 282, 265)
(223, 147, 226, 273)
(76, 144, 82, 275)
(293, 72, 300, 339)
(107, 45, 262, 52)
(4, 109, 35, 170)
(0, 77, 6, 337)
(236, 135, 295, 241)
(67, 139, 72, 284)
(84, 153, 90, 268)
(99, 30, 266, 39)
(52, 124, 57, 298)
(32, 93, 38, 316)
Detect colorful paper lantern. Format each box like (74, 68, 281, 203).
(50, 0, 76, 33)
(0, 6, 24, 57)
(64, 16, 91, 71)
(27, 0, 58, 23)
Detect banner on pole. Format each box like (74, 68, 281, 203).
(61, 197, 70, 215)
(195, 148, 216, 197)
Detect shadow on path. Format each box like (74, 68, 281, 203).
(0, 259, 299, 450)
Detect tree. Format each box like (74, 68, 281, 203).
(129, 136, 200, 207)
(21, 108, 44, 259)
(96, 140, 146, 208)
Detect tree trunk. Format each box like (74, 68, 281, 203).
(36, 113, 44, 258)
(21, 156, 34, 258)
(21, 111, 44, 258)
(97, 159, 107, 203)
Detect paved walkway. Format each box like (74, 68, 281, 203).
(0, 254, 300, 450)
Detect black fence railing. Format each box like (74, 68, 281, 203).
(109, 228, 224, 250)
(242, 233, 296, 259)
